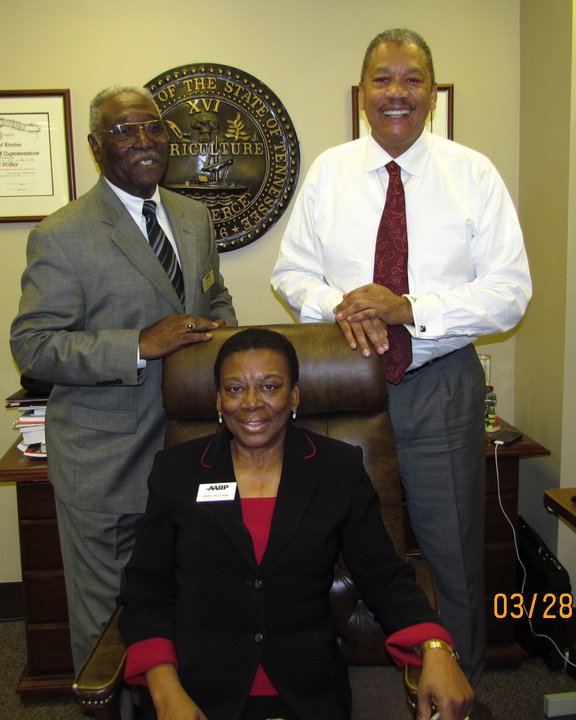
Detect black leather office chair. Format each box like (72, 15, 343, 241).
(73, 323, 438, 718)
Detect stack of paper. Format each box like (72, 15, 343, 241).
(6, 388, 48, 458)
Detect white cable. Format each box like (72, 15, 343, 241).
(493, 442, 576, 668)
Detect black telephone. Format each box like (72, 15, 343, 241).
(490, 429, 522, 446)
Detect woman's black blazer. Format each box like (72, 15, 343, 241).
(119, 424, 440, 720)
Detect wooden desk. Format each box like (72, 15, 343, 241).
(544, 487, 576, 533)
(0, 442, 74, 696)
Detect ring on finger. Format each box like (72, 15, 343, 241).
(186, 321, 195, 333)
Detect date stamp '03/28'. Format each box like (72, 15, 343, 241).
(493, 593, 574, 620)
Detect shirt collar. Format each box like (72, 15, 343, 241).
(103, 178, 165, 230)
(104, 177, 162, 215)
(363, 130, 431, 178)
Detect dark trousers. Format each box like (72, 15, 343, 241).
(388, 344, 487, 685)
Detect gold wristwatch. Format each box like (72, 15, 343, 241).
(420, 639, 460, 661)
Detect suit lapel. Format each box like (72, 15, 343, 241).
(261, 425, 318, 568)
(200, 431, 259, 570)
(199, 426, 319, 572)
(96, 178, 184, 311)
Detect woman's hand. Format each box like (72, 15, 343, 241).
(146, 663, 208, 720)
(416, 649, 474, 720)
(155, 689, 208, 720)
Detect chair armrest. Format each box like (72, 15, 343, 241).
(402, 558, 438, 719)
(72, 606, 126, 716)
(404, 664, 422, 719)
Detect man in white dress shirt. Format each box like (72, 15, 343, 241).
(272, 29, 531, 685)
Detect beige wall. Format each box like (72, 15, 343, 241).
(563, 9, 576, 595)
(0, 0, 522, 582)
(517, 0, 576, 585)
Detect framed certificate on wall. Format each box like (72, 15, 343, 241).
(0, 89, 76, 222)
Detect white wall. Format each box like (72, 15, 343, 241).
(0, 0, 522, 582)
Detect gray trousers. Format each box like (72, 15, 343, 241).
(54, 498, 142, 672)
(388, 344, 486, 685)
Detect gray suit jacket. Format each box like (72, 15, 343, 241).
(10, 176, 237, 513)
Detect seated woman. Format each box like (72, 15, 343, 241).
(119, 328, 473, 720)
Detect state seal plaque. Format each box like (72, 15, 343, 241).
(146, 64, 300, 251)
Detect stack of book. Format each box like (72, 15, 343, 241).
(6, 388, 48, 458)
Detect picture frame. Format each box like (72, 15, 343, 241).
(0, 89, 76, 222)
(351, 84, 454, 140)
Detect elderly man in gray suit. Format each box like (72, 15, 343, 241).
(10, 86, 237, 674)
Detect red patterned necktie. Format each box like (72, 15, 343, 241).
(373, 161, 412, 384)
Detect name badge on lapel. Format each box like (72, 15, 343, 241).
(197, 482, 237, 502)
(201, 268, 215, 294)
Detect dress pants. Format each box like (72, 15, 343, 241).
(387, 343, 486, 685)
(54, 498, 142, 672)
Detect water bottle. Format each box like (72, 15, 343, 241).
(485, 385, 500, 432)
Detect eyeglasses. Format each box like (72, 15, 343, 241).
(95, 120, 169, 145)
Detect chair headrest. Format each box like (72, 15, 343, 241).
(163, 323, 388, 421)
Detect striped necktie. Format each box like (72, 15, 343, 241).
(373, 161, 412, 384)
(142, 200, 185, 305)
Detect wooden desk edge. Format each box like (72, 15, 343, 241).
(0, 440, 48, 484)
(485, 420, 550, 459)
(544, 487, 576, 533)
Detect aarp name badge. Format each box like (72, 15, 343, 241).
(197, 482, 237, 502)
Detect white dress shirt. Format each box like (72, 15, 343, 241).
(272, 131, 532, 369)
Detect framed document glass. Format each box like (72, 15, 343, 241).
(351, 84, 454, 140)
(0, 89, 76, 222)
